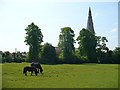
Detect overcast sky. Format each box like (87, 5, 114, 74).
(0, 0, 118, 52)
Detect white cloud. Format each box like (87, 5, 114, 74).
(110, 27, 117, 33)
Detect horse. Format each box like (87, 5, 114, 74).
(23, 66, 38, 76)
(31, 62, 43, 74)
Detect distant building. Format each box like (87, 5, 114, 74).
(21, 52, 27, 59)
(87, 7, 95, 34)
(55, 47, 61, 56)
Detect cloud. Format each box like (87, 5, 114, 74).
(110, 27, 117, 33)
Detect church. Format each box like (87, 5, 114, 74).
(87, 7, 95, 34)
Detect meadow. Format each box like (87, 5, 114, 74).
(2, 63, 118, 88)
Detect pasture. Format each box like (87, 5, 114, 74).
(2, 63, 118, 88)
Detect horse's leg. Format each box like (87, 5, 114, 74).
(31, 71, 33, 76)
(25, 72, 27, 76)
(35, 71, 37, 76)
(37, 68, 39, 73)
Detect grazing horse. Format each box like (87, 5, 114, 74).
(31, 62, 43, 74)
(23, 66, 38, 76)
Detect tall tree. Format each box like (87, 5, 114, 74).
(96, 36, 109, 63)
(41, 43, 58, 64)
(77, 28, 97, 63)
(24, 22, 43, 62)
(58, 27, 75, 63)
(113, 47, 120, 63)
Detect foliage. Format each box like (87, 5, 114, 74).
(24, 22, 43, 62)
(2, 51, 12, 63)
(58, 27, 75, 63)
(40, 43, 58, 64)
(96, 36, 109, 63)
(77, 28, 97, 63)
(15, 52, 26, 62)
(1, 23, 120, 64)
(112, 47, 120, 63)
(105, 50, 114, 63)
(2, 51, 26, 63)
(96, 36, 108, 51)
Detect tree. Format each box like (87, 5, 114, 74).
(0, 51, 2, 63)
(41, 43, 58, 64)
(58, 27, 75, 63)
(96, 36, 108, 52)
(2, 51, 12, 62)
(96, 36, 109, 63)
(77, 28, 97, 63)
(24, 22, 43, 62)
(113, 47, 120, 63)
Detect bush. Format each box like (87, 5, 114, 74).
(40, 43, 58, 64)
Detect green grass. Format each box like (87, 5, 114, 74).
(2, 63, 118, 88)
(0, 64, 2, 89)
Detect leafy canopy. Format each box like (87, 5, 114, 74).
(24, 22, 43, 62)
(58, 27, 75, 62)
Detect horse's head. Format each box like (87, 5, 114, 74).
(40, 68, 43, 74)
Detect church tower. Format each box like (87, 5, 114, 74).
(87, 7, 95, 34)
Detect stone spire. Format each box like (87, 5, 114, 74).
(87, 7, 95, 34)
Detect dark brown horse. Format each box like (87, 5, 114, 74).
(23, 66, 38, 76)
(31, 62, 43, 74)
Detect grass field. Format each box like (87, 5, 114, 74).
(2, 63, 118, 88)
(0, 64, 2, 89)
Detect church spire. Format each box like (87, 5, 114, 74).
(87, 7, 95, 34)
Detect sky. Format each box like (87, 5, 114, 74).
(0, 0, 119, 52)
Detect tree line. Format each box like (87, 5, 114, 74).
(1, 22, 120, 64)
